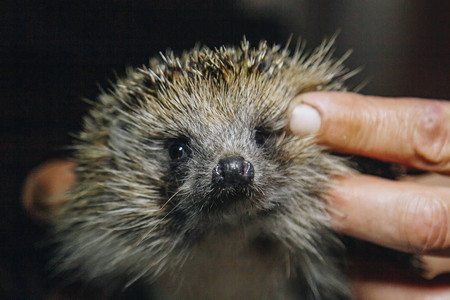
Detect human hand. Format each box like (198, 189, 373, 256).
(289, 91, 450, 299)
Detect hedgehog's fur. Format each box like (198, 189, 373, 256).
(54, 37, 357, 299)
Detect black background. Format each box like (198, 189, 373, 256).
(1, 0, 449, 298)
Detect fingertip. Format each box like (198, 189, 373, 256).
(289, 103, 322, 136)
(289, 91, 355, 140)
(22, 160, 76, 222)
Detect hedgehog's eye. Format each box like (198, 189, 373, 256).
(167, 139, 189, 161)
(254, 128, 270, 146)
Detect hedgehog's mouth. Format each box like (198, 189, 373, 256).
(161, 182, 261, 216)
(195, 183, 267, 223)
(203, 187, 254, 212)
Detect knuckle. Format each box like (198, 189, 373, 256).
(401, 193, 450, 253)
(412, 102, 450, 170)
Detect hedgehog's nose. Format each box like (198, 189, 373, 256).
(212, 156, 254, 188)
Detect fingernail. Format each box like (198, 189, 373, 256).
(290, 104, 321, 136)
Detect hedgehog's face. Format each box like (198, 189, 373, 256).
(158, 109, 287, 227)
(115, 96, 295, 232)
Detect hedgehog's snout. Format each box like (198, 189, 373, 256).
(212, 156, 254, 188)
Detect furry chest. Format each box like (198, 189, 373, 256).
(151, 227, 298, 300)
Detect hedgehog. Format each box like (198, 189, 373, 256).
(52, 37, 361, 299)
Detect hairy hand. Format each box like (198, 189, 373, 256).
(290, 91, 450, 299)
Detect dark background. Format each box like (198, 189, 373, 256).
(1, 0, 449, 298)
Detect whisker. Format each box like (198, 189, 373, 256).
(162, 198, 184, 220)
(159, 189, 181, 210)
(161, 187, 189, 220)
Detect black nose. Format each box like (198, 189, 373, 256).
(212, 156, 254, 188)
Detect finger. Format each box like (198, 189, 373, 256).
(349, 260, 450, 300)
(403, 172, 450, 187)
(329, 174, 450, 255)
(289, 92, 450, 174)
(421, 255, 450, 279)
(22, 160, 76, 222)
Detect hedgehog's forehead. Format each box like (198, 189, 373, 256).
(147, 75, 288, 132)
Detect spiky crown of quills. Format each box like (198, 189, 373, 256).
(115, 36, 355, 105)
